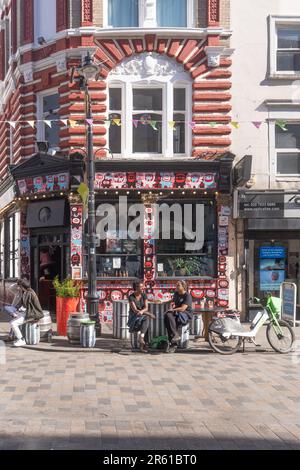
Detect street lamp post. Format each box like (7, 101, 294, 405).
(77, 53, 101, 335)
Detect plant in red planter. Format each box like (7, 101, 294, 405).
(53, 277, 81, 336)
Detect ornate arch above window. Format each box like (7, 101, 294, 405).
(107, 53, 192, 159)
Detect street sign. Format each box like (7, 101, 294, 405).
(281, 282, 297, 327)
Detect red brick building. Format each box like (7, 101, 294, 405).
(0, 0, 235, 321)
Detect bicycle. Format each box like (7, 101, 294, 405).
(208, 296, 295, 355)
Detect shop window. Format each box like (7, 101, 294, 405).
(86, 202, 143, 278)
(156, 201, 217, 278)
(37, 91, 60, 149)
(277, 26, 300, 72)
(34, 0, 56, 43)
(108, 0, 139, 27)
(276, 122, 300, 175)
(6, 213, 20, 279)
(157, 0, 187, 27)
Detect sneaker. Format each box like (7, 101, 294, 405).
(172, 334, 181, 343)
(13, 338, 26, 348)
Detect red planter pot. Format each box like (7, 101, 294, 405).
(56, 297, 80, 336)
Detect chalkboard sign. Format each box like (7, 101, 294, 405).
(281, 282, 297, 327)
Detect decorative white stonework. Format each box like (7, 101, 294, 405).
(110, 52, 185, 77)
(23, 68, 34, 83)
(205, 46, 234, 68)
(55, 54, 67, 73)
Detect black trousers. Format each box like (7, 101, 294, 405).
(164, 311, 179, 342)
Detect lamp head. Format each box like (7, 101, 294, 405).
(79, 52, 99, 81)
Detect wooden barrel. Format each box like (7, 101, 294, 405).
(67, 313, 90, 345)
(38, 310, 53, 342)
(113, 301, 130, 339)
(80, 321, 96, 348)
(25, 323, 40, 345)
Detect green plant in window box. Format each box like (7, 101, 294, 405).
(173, 257, 206, 277)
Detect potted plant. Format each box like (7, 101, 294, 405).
(53, 277, 81, 336)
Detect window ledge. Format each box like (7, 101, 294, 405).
(268, 73, 300, 80)
(275, 176, 300, 181)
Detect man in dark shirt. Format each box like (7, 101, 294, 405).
(164, 280, 193, 345)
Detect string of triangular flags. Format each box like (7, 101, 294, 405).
(2, 118, 290, 131)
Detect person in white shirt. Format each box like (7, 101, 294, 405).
(3, 282, 26, 342)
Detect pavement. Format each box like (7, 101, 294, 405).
(1, 314, 300, 450)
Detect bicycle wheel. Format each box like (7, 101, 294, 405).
(266, 319, 295, 354)
(208, 326, 242, 355)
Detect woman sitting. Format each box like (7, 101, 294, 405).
(127, 281, 154, 353)
(164, 280, 193, 348)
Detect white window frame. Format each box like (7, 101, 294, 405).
(36, 88, 60, 149)
(6, 211, 20, 280)
(103, 0, 194, 29)
(269, 15, 300, 78)
(108, 77, 192, 159)
(269, 113, 300, 182)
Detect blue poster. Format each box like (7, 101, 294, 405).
(259, 246, 286, 259)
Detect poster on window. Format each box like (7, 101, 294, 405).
(259, 245, 286, 291)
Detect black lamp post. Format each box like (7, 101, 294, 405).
(76, 52, 101, 335)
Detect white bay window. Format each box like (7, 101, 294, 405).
(108, 81, 190, 158)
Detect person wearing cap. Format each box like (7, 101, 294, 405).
(9, 279, 44, 348)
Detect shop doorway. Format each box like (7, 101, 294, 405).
(30, 231, 70, 313)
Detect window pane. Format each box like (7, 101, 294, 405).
(278, 28, 300, 48)
(276, 124, 300, 149)
(109, 113, 121, 153)
(133, 114, 162, 153)
(133, 89, 162, 111)
(43, 94, 59, 113)
(173, 113, 185, 154)
(277, 51, 300, 71)
(174, 88, 186, 111)
(157, 255, 215, 278)
(109, 88, 122, 110)
(108, 0, 138, 27)
(277, 153, 300, 174)
(157, 0, 187, 27)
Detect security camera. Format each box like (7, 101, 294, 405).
(36, 141, 49, 153)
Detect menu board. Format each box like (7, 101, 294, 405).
(259, 246, 286, 292)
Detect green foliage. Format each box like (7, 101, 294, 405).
(53, 276, 81, 298)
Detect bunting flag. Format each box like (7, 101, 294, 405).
(86, 118, 93, 126)
(168, 121, 176, 130)
(276, 120, 288, 131)
(209, 122, 217, 128)
(77, 182, 89, 207)
(252, 121, 262, 129)
(69, 119, 77, 128)
(27, 121, 35, 128)
(150, 120, 158, 131)
(188, 121, 196, 129)
(61, 119, 68, 126)
(113, 118, 121, 126)
(8, 121, 16, 129)
(44, 120, 52, 128)
(104, 120, 111, 129)
(132, 119, 139, 128)
(231, 121, 240, 129)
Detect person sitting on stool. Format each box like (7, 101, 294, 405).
(127, 281, 155, 353)
(9, 278, 44, 348)
(164, 280, 193, 347)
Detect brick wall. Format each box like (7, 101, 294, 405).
(93, 0, 104, 27)
(196, 0, 230, 29)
